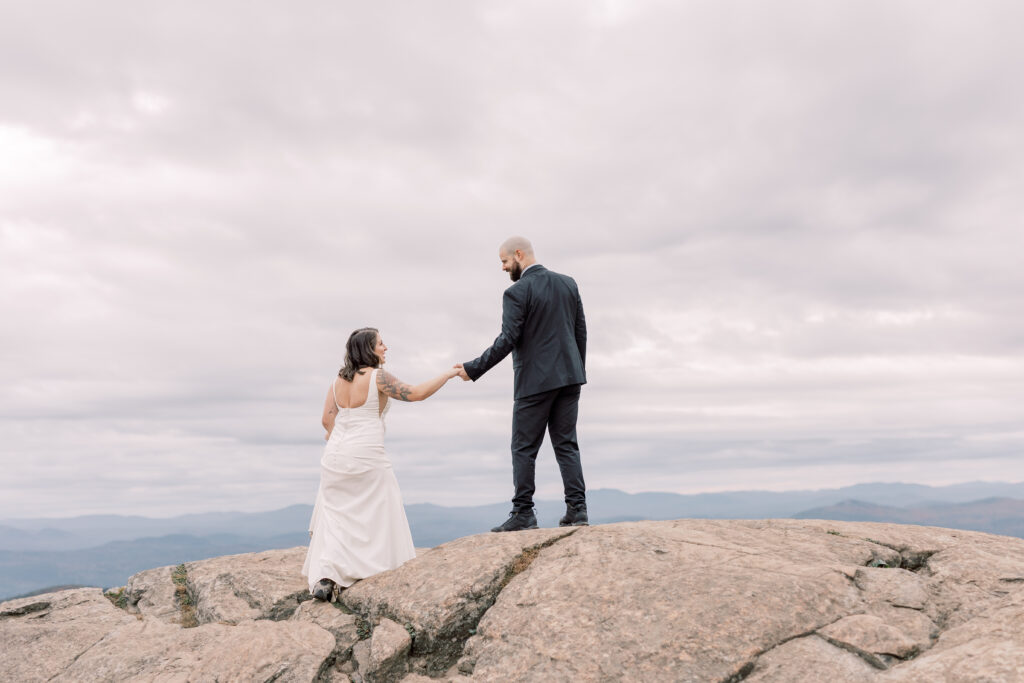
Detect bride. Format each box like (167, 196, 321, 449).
(302, 327, 461, 601)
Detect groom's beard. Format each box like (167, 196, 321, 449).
(509, 262, 523, 282)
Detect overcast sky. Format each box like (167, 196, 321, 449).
(2, 1, 1022, 519)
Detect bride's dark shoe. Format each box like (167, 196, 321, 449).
(312, 578, 335, 601)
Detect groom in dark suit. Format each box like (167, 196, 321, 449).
(457, 237, 588, 532)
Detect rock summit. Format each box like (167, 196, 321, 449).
(4, 519, 1024, 681)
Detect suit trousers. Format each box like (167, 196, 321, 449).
(510, 383, 586, 511)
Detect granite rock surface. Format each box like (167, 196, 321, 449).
(4, 519, 1024, 682)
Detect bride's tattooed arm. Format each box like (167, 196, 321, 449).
(377, 369, 414, 401)
(376, 366, 462, 402)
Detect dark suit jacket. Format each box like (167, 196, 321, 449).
(463, 265, 587, 399)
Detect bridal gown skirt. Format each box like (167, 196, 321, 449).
(302, 383, 416, 591)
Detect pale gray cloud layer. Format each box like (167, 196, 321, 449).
(2, 0, 1022, 518)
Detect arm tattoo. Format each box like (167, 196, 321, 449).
(377, 369, 414, 401)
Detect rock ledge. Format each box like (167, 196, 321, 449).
(4, 519, 1024, 682)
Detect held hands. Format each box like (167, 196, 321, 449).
(442, 364, 470, 382)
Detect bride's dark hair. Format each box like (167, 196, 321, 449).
(339, 327, 380, 381)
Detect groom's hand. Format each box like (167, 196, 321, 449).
(455, 364, 471, 381)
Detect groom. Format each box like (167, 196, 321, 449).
(457, 237, 588, 532)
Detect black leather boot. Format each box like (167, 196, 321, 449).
(491, 508, 539, 532)
(559, 503, 589, 527)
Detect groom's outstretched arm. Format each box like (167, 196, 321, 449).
(462, 286, 526, 381)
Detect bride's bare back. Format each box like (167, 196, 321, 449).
(333, 369, 375, 409)
(320, 330, 461, 440)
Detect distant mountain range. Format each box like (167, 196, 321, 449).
(794, 497, 1024, 538)
(0, 505, 316, 552)
(4, 482, 1024, 601)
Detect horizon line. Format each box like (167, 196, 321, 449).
(4, 479, 1024, 522)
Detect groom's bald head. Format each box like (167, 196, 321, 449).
(500, 236, 534, 257)
(499, 236, 537, 282)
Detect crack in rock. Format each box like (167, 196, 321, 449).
(493, 529, 580, 594)
(263, 591, 311, 621)
(171, 563, 199, 628)
(818, 613, 922, 671)
(450, 528, 581, 676)
(718, 660, 756, 683)
(860, 538, 938, 572)
(44, 627, 113, 683)
(351, 528, 581, 678)
(232, 581, 265, 611)
(674, 538, 764, 557)
(818, 632, 891, 670)
(0, 600, 51, 619)
(898, 550, 937, 572)
(721, 614, 856, 682)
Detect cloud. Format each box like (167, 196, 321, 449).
(1, 1, 1023, 517)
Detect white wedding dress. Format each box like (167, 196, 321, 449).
(302, 369, 416, 591)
